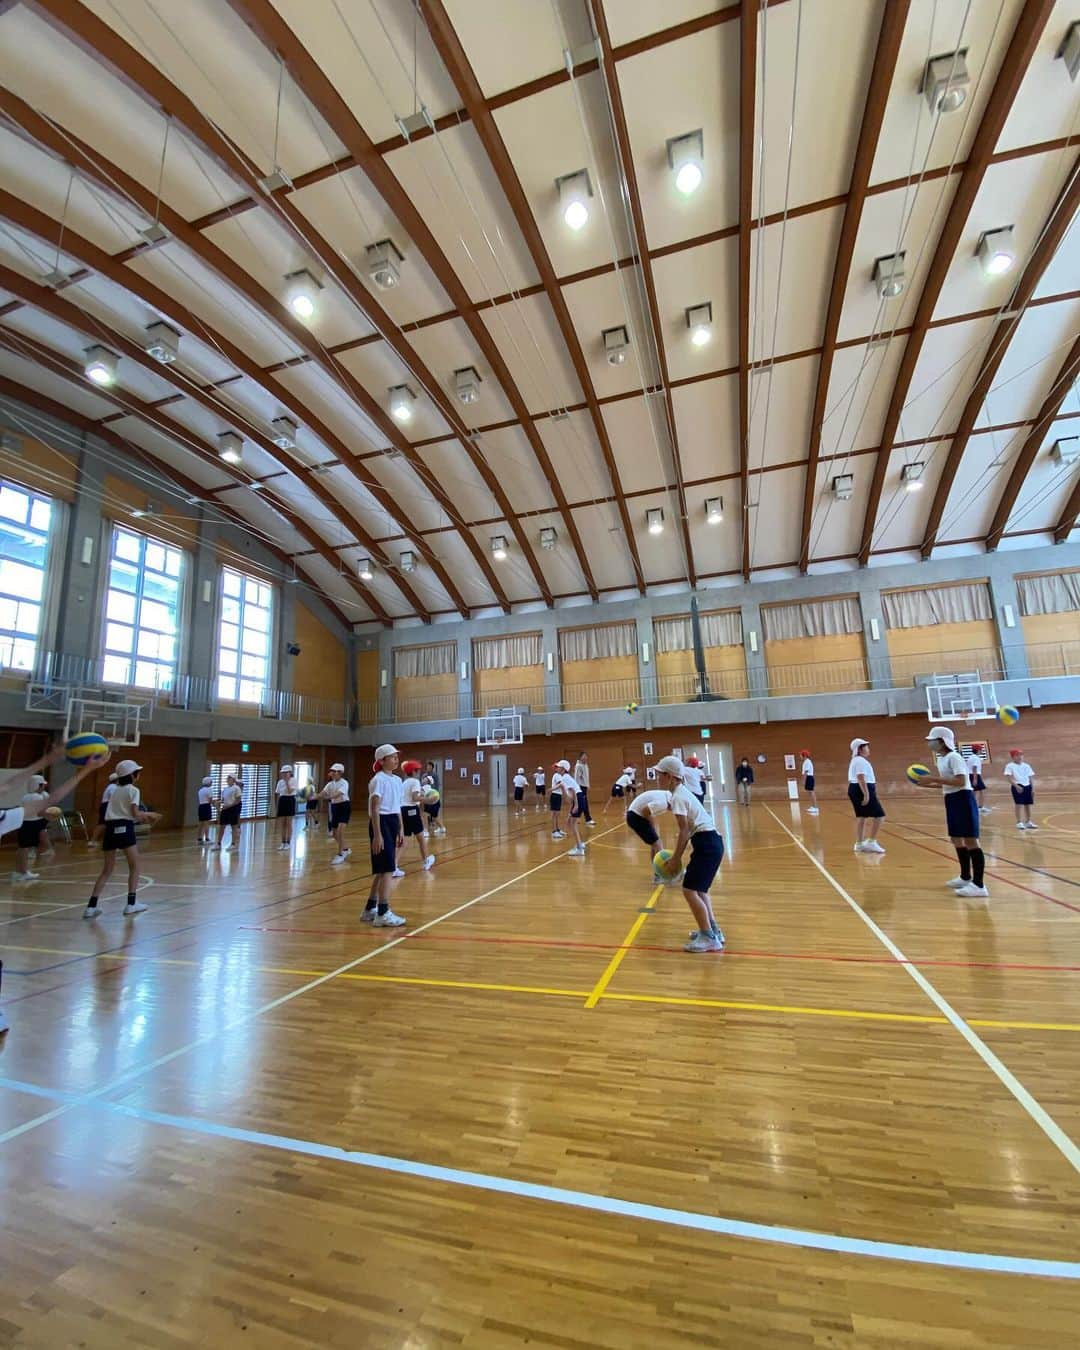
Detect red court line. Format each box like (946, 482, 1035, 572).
(237, 926, 1080, 971)
(884, 831, 1080, 915)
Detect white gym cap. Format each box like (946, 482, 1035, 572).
(517, 767, 525, 774)
(651, 755, 685, 778)
(202, 776, 212, 786)
(850, 737, 869, 754)
(926, 725, 956, 749)
(556, 759, 570, 770)
(29, 774, 46, 788)
(116, 759, 142, 776)
(280, 764, 294, 774)
(330, 761, 346, 772)
(373, 744, 399, 761)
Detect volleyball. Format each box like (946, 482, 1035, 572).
(906, 764, 931, 783)
(653, 848, 683, 883)
(996, 705, 1020, 726)
(423, 787, 440, 804)
(65, 732, 110, 765)
(44, 805, 62, 819)
(626, 701, 638, 715)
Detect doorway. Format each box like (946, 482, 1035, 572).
(681, 741, 734, 802)
(488, 754, 507, 805)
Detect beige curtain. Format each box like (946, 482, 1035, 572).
(393, 642, 456, 678)
(559, 623, 636, 661)
(654, 611, 742, 653)
(472, 633, 542, 670)
(762, 597, 862, 640)
(882, 582, 991, 629)
(1016, 573, 1080, 616)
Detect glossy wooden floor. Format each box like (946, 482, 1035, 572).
(2, 793, 1079, 1348)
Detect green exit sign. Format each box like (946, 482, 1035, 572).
(700, 728, 711, 739)
(241, 743, 250, 753)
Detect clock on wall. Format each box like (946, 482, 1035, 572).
(756, 754, 767, 764)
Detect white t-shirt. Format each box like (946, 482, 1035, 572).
(102, 782, 118, 805)
(670, 784, 713, 835)
(368, 770, 402, 815)
(574, 761, 590, 788)
(276, 777, 296, 798)
(107, 783, 141, 821)
(1004, 761, 1034, 788)
(197, 786, 213, 806)
(629, 789, 671, 817)
(323, 776, 350, 804)
(21, 789, 48, 821)
(221, 783, 242, 810)
(512, 773, 528, 790)
(401, 775, 423, 808)
(533, 771, 545, 787)
(936, 750, 969, 795)
(552, 772, 575, 797)
(801, 758, 814, 777)
(681, 765, 703, 794)
(615, 772, 633, 789)
(964, 752, 982, 776)
(848, 755, 875, 786)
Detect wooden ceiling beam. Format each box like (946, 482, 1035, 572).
(0, 332, 384, 626)
(855, 0, 1055, 565)
(921, 155, 1080, 556)
(420, 0, 648, 595)
(989, 335, 1080, 549)
(24, 0, 516, 613)
(737, 0, 757, 580)
(797, 0, 909, 572)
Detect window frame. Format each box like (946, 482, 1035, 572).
(215, 565, 276, 705)
(0, 477, 57, 674)
(100, 523, 187, 693)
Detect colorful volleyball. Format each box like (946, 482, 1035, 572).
(626, 701, 639, 715)
(996, 705, 1020, 726)
(423, 787, 441, 804)
(653, 848, 683, 883)
(65, 732, 109, 765)
(906, 764, 931, 784)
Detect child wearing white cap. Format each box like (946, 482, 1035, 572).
(84, 759, 160, 919)
(623, 784, 672, 865)
(362, 745, 407, 927)
(275, 764, 297, 850)
(533, 765, 546, 811)
(319, 762, 352, 865)
(196, 774, 214, 845)
(12, 774, 54, 882)
(653, 755, 726, 953)
(913, 726, 987, 898)
(1004, 748, 1036, 830)
(512, 767, 528, 814)
(847, 737, 885, 853)
(604, 766, 635, 815)
(211, 773, 243, 851)
(550, 759, 575, 847)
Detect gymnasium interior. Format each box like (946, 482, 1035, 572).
(1, 0, 1079, 1345)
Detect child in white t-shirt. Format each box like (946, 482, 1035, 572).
(533, 766, 546, 811)
(362, 745, 407, 927)
(196, 775, 214, 845)
(604, 767, 635, 815)
(399, 759, 435, 871)
(912, 727, 987, 898)
(275, 764, 297, 849)
(800, 749, 819, 815)
(512, 768, 528, 814)
(1003, 749, 1036, 830)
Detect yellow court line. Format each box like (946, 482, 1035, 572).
(601, 990, 948, 1024)
(969, 1017, 1080, 1032)
(333, 971, 585, 998)
(584, 883, 664, 1009)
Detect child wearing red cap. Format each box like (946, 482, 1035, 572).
(400, 759, 435, 871)
(800, 749, 819, 815)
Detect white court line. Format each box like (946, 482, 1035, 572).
(0, 825, 624, 1146)
(763, 806, 1080, 1176)
(0, 904, 72, 927)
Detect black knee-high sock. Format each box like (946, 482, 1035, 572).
(127, 891, 137, 907)
(955, 846, 971, 880)
(970, 848, 985, 887)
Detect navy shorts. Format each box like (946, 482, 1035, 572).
(276, 797, 296, 818)
(848, 783, 885, 818)
(535, 785, 545, 796)
(513, 787, 524, 801)
(684, 829, 724, 892)
(625, 809, 659, 847)
(17, 818, 48, 849)
(103, 820, 137, 852)
(1011, 784, 1034, 806)
(944, 789, 979, 839)
(220, 804, 242, 827)
(424, 800, 441, 819)
(971, 775, 986, 792)
(804, 775, 815, 791)
(369, 813, 398, 873)
(98, 802, 108, 824)
(548, 792, 562, 812)
(402, 805, 423, 837)
(570, 791, 586, 819)
(611, 783, 624, 798)
(329, 801, 352, 828)
(197, 803, 213, 823)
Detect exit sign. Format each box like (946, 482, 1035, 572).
(241, 743, 250, 753)
(700, 728, 711, 739)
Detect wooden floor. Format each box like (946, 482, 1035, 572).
(2, 793, 1079, 1347)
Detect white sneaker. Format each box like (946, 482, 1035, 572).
(392, 868, 405, 878)
(342, 847, 352, 857)
(945, 877, 969, 890)
(423, 854, 435, 870)
(955, 883, 990, 899)
(435, 826, 446, 836)
(83, 905, 101, 919)
(586, 820, 596, 827)
(422, 829, 429, 838)
(979, 806, 991, 814)
(330, 853, 347, 865)
(552, 831, 565, 840)
(1015, 821, 1026, 829)
(853, 842, 866, 852)
(360, 908, 376, 923)
(807, 807, 819, 815)
(684, 931, 724, 953)
(11, 871, 39, 882)
(1024, 822, 1038, 831)
(373, 909, 406, 927)
(862, 840, 886, 854)
(86, 842, 100, 849)
(123, 901, 148, 916)
(567, 845, 586, 856)
(277, 843, 289, 851)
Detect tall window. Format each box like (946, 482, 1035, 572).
(102, 526, 184, 690)
(0, 480, 53, 670)
(218, 566, 273, 703)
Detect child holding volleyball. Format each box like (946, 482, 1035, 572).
(653, 755, 725, 952)
(910, 726, 987, 898)
(84, 758, 160, 919)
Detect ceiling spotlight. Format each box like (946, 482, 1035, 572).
(831, 474, 854, 501)
(705, 496, 724, 525)
(83, 345, 118, 386)
(556, 169, 592, 231)
(218, 431, 244, 466)
(284, 268, 322, 320)
(685, 302, 713, 347)
(399, 549, 416, 573)
(270, 416, 297, 450)
(976, 226, 1016, 277)
(923, 49, 970, 114)
(667, 129, 704, 196)
(1059, 22, 1080, 81)
(144, 321, 180, 364)
(388, 385, 416, 423)
(901, 462, 925, 492)
(602, 326, 630, 366)
(646, 507, 665, 535)
(366, 238, 404, 290)
(491, 535, 508, 561)
(357, 557, 375, 581)
(539, 526, 558, 550)
(1050, 436, 1080, 466)
(872, 252, 906, 299)
(453, 366, 482, 404)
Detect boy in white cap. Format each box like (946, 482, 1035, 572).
(848, 737, 885, 853)
(533, 764, 546, 811)
(549, 760, 569, 840)
(84, 759, 160, 919)
(362, 745, 407, 926)
(320, 762, 351, 865)
(912, 726, 987, 898)
(966, 742, 989, 813)
(512, 766, 528, 814)
(560, 759, 588, 857)
(196, 774, 214, 844)
(604, 765, 634, 815)
(89, 770, 119, 848)
(275, 764, 297, 849)
(1004, 748, 1037, 830)
(653, 755, 726, 953)
(211, 773, 243, 851)
(13, 773, 56, 882)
